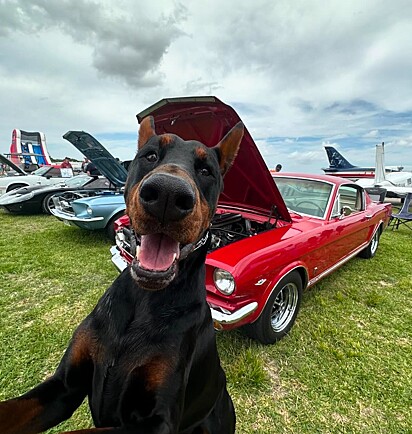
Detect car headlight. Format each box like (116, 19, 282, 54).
(86, 206, 93, 215)
(214, 268, 236, 295)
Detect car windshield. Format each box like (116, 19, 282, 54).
(274, 177, 333, 218)
(63, 175, 93, 187)
(31, 166, 50, 176)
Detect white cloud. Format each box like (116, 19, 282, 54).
(0, 0, 411, 172)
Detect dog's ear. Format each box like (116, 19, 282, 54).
(214, 122, 244, 176)
(138, 116, 156, 149)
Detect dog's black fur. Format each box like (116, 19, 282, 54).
(0, 116, 244, 434)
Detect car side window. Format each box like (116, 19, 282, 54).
(48, 168, 62, 177)
(332, 185, 364, 217)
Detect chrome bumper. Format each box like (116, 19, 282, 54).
(210, 302, 258, 326)
(50, 208, 104, 222)
(110, 245, 128, 271)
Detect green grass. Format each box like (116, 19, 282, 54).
(0, 210, 411, 433)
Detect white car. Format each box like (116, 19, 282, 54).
(0, 154, 73, 197)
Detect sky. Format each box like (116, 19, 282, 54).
(1, 0, 412, 174)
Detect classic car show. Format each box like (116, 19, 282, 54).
(1, 5, 411, 432)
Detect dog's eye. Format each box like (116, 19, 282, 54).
(199, 168, 211, 177)
(145, 152, 158, 163)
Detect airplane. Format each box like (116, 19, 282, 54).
(356, 143, 412, 198)
(322, 145, 403, 180)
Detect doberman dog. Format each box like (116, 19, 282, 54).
(0, 116, 244, 434)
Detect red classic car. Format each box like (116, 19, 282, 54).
(110, 96, 392, 344)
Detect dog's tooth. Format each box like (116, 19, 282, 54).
(173, 253, 177, 262)
(135, 245, 140, 260)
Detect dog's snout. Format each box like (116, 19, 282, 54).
(139, 173, 195, 223)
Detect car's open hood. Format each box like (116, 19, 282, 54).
(63, 131, 128, 188)
(0, 153, 27, 175)
(137, 96, 291, 222)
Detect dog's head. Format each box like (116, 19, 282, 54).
(124, 116, 244, 291)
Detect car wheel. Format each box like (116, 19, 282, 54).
(106, 212, 125, 241)
(42, 194, 56, 214)
(358, 226, 381, 259)
(7, 183, 26, 192)
(242, 271, 302, 345)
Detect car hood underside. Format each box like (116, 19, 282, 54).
(137, 96, 291, 222)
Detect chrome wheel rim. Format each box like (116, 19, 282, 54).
(370, 231, 379, 255)
(270, 283, 299, 332)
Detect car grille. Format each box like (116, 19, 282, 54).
(115, 226, 136, 262)
(52, 191, 91, 216)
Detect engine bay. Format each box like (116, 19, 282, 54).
(209, 212, 271, 252)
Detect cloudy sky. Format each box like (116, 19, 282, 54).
(1, 0, 412, 173)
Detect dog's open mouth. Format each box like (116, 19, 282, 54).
(131, 233, 180, 291)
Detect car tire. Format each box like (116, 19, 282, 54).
(7, 183, 26, 192)
(242, 271, 302, 345)
(358, 226, 381, 259)
(42, 194, 56, 214)
(106, 212, 125, 241)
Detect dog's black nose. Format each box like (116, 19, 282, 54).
(139, 173, 196, 223)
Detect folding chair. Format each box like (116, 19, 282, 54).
(365, 187, 387, 203)
(390, 192, 412, 230)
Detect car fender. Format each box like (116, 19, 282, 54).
(104, 204, 126, 226)
(248, 262, 309, 323)
(6, 182, 29, 192)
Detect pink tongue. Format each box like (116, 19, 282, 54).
(139, 234, 180, 271)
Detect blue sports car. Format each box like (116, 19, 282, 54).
(51, 131, 128, 239)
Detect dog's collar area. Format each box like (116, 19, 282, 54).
(180, 231, 210, 260)
(129, 229, 209, 261)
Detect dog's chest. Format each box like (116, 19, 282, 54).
(88, 331, 174, 426)
(86, 279, 206, 426)
(87, 304, 183, 425)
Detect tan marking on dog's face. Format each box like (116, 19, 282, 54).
(125, 182, 147, 231)
(126, 165, 212, 245)
(160, 134, 174, 146)
(195, 146, 208, 160)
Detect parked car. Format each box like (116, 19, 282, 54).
(0, 154, 73, 197)
(52, 191, 126, 239)
(50, 131, 128, 239)
(0, 175, 117, 214)
(109, 96, 392, 344)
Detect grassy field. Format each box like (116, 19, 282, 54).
(0, 210, 411, 433)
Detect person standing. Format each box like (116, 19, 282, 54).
(86, 159, 100, 178)
(60, 157, 73, 169)
(81, 157, 88, 172)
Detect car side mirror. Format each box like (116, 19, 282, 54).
(340, 206, 353, 218)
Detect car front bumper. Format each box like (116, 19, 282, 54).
(209, 302, 258, 328)
(110, 246, 128, 271)
(51, 208, 104, 223)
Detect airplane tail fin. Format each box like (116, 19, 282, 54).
(325, 146, 355, 169)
